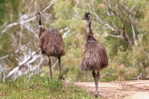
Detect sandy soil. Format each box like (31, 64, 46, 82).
(73, 80, 149, 99)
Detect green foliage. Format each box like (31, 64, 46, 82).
(48, 79, 63, 90)
(0, 33, 12, 56)
(0, 0, 149, 85)
(0, 0, 6, 24)
(54, 0, 74, 19)
(0, 0, 149, 98)
(0, 0, 21, 24)
(106, 36, 128, 57)
(0, 76, 95, 99)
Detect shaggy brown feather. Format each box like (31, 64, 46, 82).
(81, 35, 108, 71)
(39, 28, 65, 57)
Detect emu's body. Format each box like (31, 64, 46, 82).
(81, 13, 108, 96)
(39, 28, 65, 57)
(37, 13, 65, 79)
(81, 37, 108, 70)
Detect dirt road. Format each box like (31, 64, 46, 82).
(74, 80, 149, 99)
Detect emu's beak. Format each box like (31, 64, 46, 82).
(36, 12, 41, 17)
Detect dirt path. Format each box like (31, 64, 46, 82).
(74, 80, 149, 99)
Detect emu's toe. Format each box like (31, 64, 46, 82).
(94, 91, 102, 98)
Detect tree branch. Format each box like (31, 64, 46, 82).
(0, 0, 59, 35)
(6, 50, 40, 79)
(131, 23, 138, 46)
(94, 12, 116, 31)
(108, 34, 123, 39)
(0, 55, 9, 60)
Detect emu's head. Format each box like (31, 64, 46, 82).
(83, 12, 93, 35)
(83, 12, 92, 22)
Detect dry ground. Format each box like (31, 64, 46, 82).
(74, 80, 149, 99)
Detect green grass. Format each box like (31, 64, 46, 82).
(0, 76, 96, 99)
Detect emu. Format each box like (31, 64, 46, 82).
(81, 12, 108, 96)
(37, 12, 65, 79)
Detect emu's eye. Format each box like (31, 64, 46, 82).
(88, 15, 91, 18)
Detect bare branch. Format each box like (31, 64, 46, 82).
(6, 50, 40, 79)
(107, 34, 123, 39)
(131, 23, 138, 46)
(1, 23, 19, 34)
(0, 55, 9, 60)
(42, 0, 58, 12)
(93, 12, 116, 31)
(0, 0, 59, 35)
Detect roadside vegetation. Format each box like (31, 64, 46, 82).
(0, 0, 149, 98)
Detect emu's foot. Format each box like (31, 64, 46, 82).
(58, 75, 65, 80)
(58, 68, 69, 80)
(95, 93, 99, 98)
(94, 91, 101, 98)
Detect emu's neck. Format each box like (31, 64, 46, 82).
(38, 14, 45, 37)
(87, 21, 93, 35)
(39, 26, 45, 37)
(86, 20, 96, 42)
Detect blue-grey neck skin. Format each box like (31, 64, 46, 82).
(37, 12, 45, 37)
(87, 20, 93, 35)
(37, 12, 42, 25)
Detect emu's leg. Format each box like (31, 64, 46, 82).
(48, 57, 52, 79)
(96, 71, 100, 96)
(92, 70, 100, 97)
(58, 57, 63, 80)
